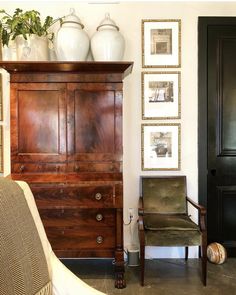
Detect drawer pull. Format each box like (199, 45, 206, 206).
(110, 165, 114, 171)
(19, 165, 25, 172)
(60, 189, 64, 194)
(95, 193, 102, 201)
(75, 165, 80, 172)
(96, 236, 103, 244)
(96, 213, 103, 221)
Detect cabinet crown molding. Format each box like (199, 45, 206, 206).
(0, 61, 133, 78)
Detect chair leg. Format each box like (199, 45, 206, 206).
(185, 247, 188, 261)
(201, 235, 207, 286)
(140, 243, 145, 286)
(199, 245, 201, 258)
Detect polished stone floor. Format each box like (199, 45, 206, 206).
(62, 258, 236, 295)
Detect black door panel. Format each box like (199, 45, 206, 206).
(199, 18, 236, 256)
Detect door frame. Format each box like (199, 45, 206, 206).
(198, 17, 236, 209)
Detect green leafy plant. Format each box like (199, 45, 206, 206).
(0, 8, 61, 46)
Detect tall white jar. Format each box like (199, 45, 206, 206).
(91, 13, 125, 61)
(55, 8, 89, 61)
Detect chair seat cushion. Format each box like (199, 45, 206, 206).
(144, 213, 199, 231)
(145, 228, 201, 246)
(143, 214, 201, 246)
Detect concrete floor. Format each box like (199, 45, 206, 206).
(62, 258, 236, 295)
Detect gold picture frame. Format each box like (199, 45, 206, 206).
(0, 125, 3, 173)
(0, 73, 2, 121)
(142, 71, 181, 119)
(141, 123, 181, 171)
(142, 19, 181, 68)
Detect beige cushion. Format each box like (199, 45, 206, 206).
(0, 178, 52, 295)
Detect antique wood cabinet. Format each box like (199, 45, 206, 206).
(1, 61, 133, 288)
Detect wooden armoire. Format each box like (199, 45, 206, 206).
(1, 61, 133, 288)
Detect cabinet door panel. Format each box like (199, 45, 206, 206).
(67, 83, 123, 161)
(11, 83, 66, 164)
(75, 90, 115, 153)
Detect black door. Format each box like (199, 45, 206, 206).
(199, 17, 236, 256)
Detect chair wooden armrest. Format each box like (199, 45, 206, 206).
(138, 214, 144, 231)
(187, 196, 206, 232)
(138, 196, 144, 231)
(138, 196, 144, 215)
(187, 196, 206, 214)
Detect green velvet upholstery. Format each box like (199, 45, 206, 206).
(142, 176, 187, 214)
(143, 214, 199, 231)
(145, 229, 201, 247)
(144, 214, 201, 246)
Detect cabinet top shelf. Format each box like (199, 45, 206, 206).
(0, 61, 133, 78)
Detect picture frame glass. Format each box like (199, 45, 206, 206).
(142, 124, 180, 170)
(142, 20, 181, 68)
(142, 72, 180, 119)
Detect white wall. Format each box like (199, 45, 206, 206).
(2, 1, 236, 258)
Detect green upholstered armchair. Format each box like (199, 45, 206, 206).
(138, 176, 207, 286)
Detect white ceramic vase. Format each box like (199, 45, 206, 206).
(15, 34, 49, 61)
(91, 13, 125, 61)
(55, 8, 89, 61)
(2, 41, 17, 61)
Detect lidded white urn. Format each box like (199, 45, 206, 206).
(55, 8, 89, 61)
(91, 13, 125, 61)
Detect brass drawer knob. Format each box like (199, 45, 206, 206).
(96, 236, 103, 244)
(95, 193, 102, 200)
(20, 165, 25, 172)
(110, 165, 114, 171)
(96, 213, 103, 221)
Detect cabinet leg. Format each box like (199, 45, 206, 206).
(114, 262, 126, 288)
(114, 269, 126, 289)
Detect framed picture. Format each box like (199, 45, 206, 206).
(141, 123, 180, 170)
(0, 125, 3, 173)
(0, 73, 2, 121)
(142, 19, 181, 68)
(142, 71, 181, 119)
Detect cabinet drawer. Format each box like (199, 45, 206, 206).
(12, 163, 66, 173)
(39, 208, 115, 227)
(68, 162, 121, 173)
(32, 185, 116, 208)
(46, 227, 115, 250)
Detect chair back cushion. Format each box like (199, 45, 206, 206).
(0, 178, 52, 295)
(141, 176, 187, 213)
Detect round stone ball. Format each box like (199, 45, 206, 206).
(207, 242, 227, 264)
